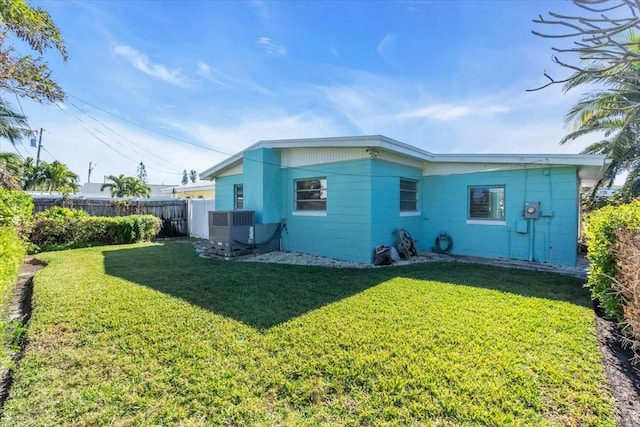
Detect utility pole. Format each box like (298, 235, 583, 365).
(35, 128, 43, 167)
(88, 162, 95, 183)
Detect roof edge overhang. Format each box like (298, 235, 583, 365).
(430, 153, 608, 167)
(198, 135, 610, 184)
(199, 135, 436, 179)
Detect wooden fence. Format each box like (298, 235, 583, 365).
(32, 197, 188, 237)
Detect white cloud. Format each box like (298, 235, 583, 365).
(397, 104, 510, 121)
(113, 44, 187, 87)
(377, 33, 398, 68)
(197, 61, 273, 95)
(317, 69, 592, 154)
(167, 109, 348, 157)
(197, 62, 232, 89)
(257, 37, 287, 55)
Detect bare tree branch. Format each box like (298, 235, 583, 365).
(531, 0, 640, 91)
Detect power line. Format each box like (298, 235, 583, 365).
(69, 94, 219, 154)
(55, 103, 182, 176)
(66, 95, 429, 180)
(56, 104, 140, 164)
(67, 95, 412, 179)
(69, 101, 182, 169)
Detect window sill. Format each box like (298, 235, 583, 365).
(400, 211, 421, 217)
(293, 211, 327, 217)
(466, 219, 506, 226)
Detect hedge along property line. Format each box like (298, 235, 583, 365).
(585, 201, 640, 321)
(29, 207, 163, 251)
(0, 188, 32, 313)
(0, 189, 32, 372)
(613, 229, 640, 362)
(32, 197, 188, 237)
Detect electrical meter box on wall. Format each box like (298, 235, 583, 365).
(524, 202, 540, 219)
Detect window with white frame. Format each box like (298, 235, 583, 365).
(295, 178, 327, 211)
(468, 186, 505, 221)
(400, 179, 418, 212)
(234, 184, 244, 210)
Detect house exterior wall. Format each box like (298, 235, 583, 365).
(369, 160, 423, 251)
(211, 149, 581, 267)
(280, 159, 374, 263)
(421, 166, 579, 266)
(214, 174, 242, 211)
(243, 148, 282, 224)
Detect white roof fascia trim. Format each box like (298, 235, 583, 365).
(259, 135, 435, 161)
(199, 155, 242, 180)
(200, 135, 436, 179)
(431, 153, 608, 166)
(199, 136, 609, 179)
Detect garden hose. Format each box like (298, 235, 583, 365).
(433, 232, 453, 253)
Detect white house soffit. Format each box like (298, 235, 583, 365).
(198, 139, 268, 179)
(431, 153, 607, 167)
(423, 162, 544, 176)
(199, 155, 243, 180)
(281, 147, 366, 168)
(262, 135, 435, 161)
(578, 164, 607, 185)
(378, 151, 424, 169)
(200, 135, 435, 178)
(218, 162, 243, 177)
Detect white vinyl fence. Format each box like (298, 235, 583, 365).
(187, 198, 215, 239)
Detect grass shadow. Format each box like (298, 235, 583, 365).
(102, 243, 591, 330)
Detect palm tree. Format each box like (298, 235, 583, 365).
(41, 160, 79, 194)
(20, 156, 43, 190)
(560, 45, 640, 198)
(0, 151, 22, 188)
(101, 174, 150, 198)
(0, 99, 29, 145)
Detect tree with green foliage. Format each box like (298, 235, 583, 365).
(0, 151, 21, 188)
(1, 154, 79, 193)
(533, 1, 640, 92)
(136, 161, 147, 184)
(189, 169, 197, 183)
(0, 99, 29, 187)
(534, 1, 640, 197)
(0, 98, 28, 144)
(19, 155, 41, 190)
(181, 169, 188, 185)
(0, 0, 67, 102)
(41, 160, 78, 194)
(559, 37, 640, 197)
(101, 174, 151, 198)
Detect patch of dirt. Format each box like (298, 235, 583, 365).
(0, 257, 45, 415)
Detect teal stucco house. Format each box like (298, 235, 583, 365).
(200, 135, 607, 267)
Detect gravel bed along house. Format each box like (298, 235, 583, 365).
(177, 237, 588, 276)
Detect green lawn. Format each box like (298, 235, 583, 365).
(0, 242, 617, 426)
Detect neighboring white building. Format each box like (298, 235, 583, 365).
(76, 182, 175, 199)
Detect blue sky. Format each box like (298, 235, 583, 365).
(4, 0, 594, 185)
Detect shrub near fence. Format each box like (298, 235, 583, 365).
(30, 208, 163, 252)
(613, 229, 640, 362)
(0, 189, 32, 369)
(0, 189, 32, 304)
(31, 198, 187, 237)
(585, 201, 640, 321)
